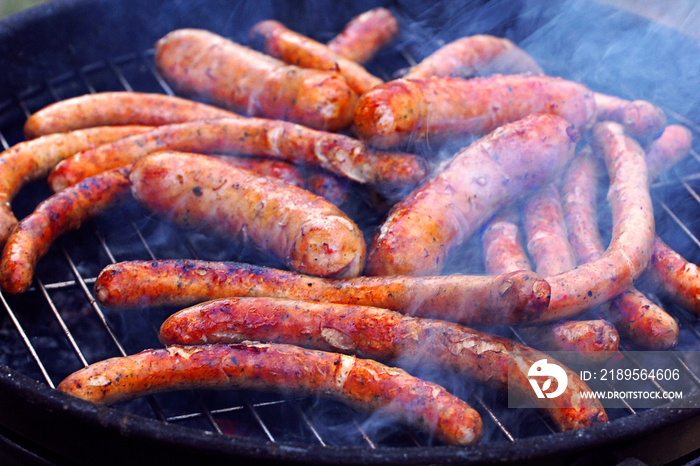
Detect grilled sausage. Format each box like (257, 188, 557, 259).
(403, 35, 544, 80)
(94, 260, 550, 326)
(249, 20, 383, 95)
(129, 151, 366, 278)
(57, 342, 483, 446)
(155, 29, 357, 131)
(522, 184, 577, 277)
(213, 155, 305, 188)
(353, 75, 595, 149)
(47, 117, 427, 192)
(23, 92, 237, 139)
(305, 168, 351, 206)
(365, 113, 579, 277)
(327, 7, 398, 64)
(560, 145, 678, 349)
(0, 168, 131, 294)
(0, 125, 152, 245)
(159, 297, 608, 431)
(541, 126, 657, 333)
(649, 236, 700, 316)
(645, 124, 693, 181)
(593, 92, 666, 140)
(481, 204, 619, 361)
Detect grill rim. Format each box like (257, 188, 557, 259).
(1, 0, 700, 464)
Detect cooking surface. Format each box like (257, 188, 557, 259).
(0, 1, 699, 465)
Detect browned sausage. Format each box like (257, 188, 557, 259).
(249, 20, 383, 95)
(365, 113, 579, 277)
(0, 168, 131, 294)
(353, 75, 595, 149)
(538, 122, 655, 323)
(560, 145, 678, 349)
(0, 125, 152, 246)
(522, 184, 577, 277)
(649, 236, 700, 316)
(403, 35, 544, 80)
(327, 7, 398, 64)
(159, 297, 607, 431)
(481, 203, 619, 361)
(129, 151, 366, 278)
(593, 92, 666, 140)
(304, 168, 351, 206)
(94, 260, 550, 326)
(47, 117, 427, 192)
(57, 342, 482, 446)
(23, 92, 237, 139)
(155, 29, 357, 131)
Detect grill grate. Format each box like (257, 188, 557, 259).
(0, 43, 699, 454)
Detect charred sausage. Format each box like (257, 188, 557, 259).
(23, 92, 237, 139)
(94, 259, 550, 326)
(47, 117, 427, 192)
(649, 236, 700, 317)
(0, 125, 151, 245)
(212, 155, 305, 188)
(155, 29, 357, 131)
(403, 35, 544, 80)
(159, 297, 608, 431)
(365, 113, 579, 276)
(58, 342, 483, 446)
(249, 20, 383, 95)
(0, 168, 131, 294)
(353, 75, 595, 149)
(129, 151, 366, 278)
(327, 7, 398, 64)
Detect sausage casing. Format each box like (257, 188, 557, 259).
(58, 342, 483, 446)
(327, 7, 398, 64)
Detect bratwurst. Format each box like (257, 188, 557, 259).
(128, 151, 366, 278)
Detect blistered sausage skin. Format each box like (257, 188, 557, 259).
(540, 123, 656, 323)
(94, 260, 550, 326)
(593, 92, 666, 140)
(365, 113, 579, 277)
(353, 75, 595, 149)
(249, 20, 383, 95)
(155, 29, 357, 131)
(0, 168, 131, 294)
(47, 117, 427, 192)
(160, 297, 607, 431)
(480, 205, 619, 361)
(327, 7, 398, 64)
(560, 145, 678, 349)
(57, 342, 482, 446)
(23, 92, 237, 139)
(129, 151, 365, 278)
(403, 35, 544, 80)
(0, 125, 152, 245)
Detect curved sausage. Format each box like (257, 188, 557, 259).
(353, 75, 595, 149)
(560, 145, 678, 349)
(249, 20, 383, 95)
(57, 342, 482, 446)
(159, 297, 607, 431)
(645, 124, 693, 181)
(0, 168, 131, 294)
(94, 260, 551, 326)
(403, 35, 544, 80)
(24, 92, 237, 139)
(129, 151, 366, 278)
(47, 117, 427, 192)
(212, 155, 305, 188)
(593, 93, 666, 140)
(365, 113, 579, 277)
(542, 126, 656, 327)
(327, 7, 398, 64)
(649, 236, 700, 317)
(481, 206, 531, 275)
(155, 29, 357, 131)
(0, 125, 152, 245)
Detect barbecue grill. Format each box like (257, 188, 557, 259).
(0, 0, 699, 465)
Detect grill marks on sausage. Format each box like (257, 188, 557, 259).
(57, 342, 483, 446)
